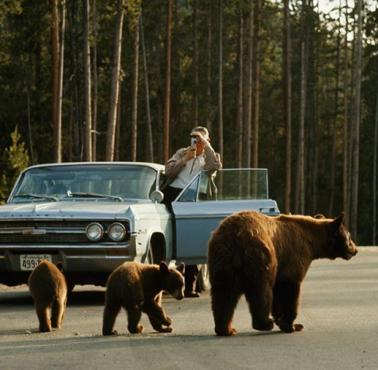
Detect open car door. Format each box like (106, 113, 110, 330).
(171, 169, 280, 264)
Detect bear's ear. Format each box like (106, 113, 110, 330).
(159, 261, 169, 274)
(313, 213, 325, 219)
(176, 263, 185, 274)
(332, 212, 345, 228)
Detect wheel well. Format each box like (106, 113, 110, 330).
(149, 233, 166, 263)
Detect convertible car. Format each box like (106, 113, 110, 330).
(0, 162, 279, 288)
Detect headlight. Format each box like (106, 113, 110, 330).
(108, 222, 126, 242)
(86, 222, 104, 242)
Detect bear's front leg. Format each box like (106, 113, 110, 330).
(144, 298, 172, 333)
(274, 280, 304, 333)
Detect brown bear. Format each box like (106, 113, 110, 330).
(102, 261, 185, 335)
(208, 211, 358, 336)
(28, 260, 68, 332)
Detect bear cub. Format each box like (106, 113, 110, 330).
(28, 260, 68, 332)
(102, 261, 185, 335)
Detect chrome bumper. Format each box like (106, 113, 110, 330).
(0, 234, 138, 274)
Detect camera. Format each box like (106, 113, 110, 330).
(191, 137, 198, 147)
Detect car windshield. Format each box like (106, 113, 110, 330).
(10, 164, 157, 203)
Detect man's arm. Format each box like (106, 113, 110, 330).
(203, 144, 222, 171)
(164, 147, 192, 180)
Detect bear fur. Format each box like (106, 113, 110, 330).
(208, 211, 358, 336)
(102, 261, 185, 335)
(28, 260, 68, 332)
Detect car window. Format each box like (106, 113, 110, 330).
(11, 165, 158, 202)
(177, 169, 269, 202)
(176, 176, 200, 202)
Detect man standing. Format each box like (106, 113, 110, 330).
(163, 126, 222, 297)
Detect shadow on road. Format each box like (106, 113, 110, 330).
(0, 329, 285, 354)
(0, 288, 105, 307)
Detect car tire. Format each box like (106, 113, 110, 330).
(196, 264, 211, 292)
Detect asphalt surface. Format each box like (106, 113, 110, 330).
(0, 248, 377, 370)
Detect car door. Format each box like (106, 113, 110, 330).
(171, 169, 280, 264)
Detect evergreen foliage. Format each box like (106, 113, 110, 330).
(0, 0, 377, 243)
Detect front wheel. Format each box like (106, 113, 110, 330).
(196, 264, 211, 292)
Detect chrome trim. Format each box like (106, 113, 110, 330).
(0, 227, 85, 235)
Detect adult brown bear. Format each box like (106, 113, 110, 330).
(208, 211, 358, 336)
(102, 261, 185, 335)
(28, 260, 68, 332)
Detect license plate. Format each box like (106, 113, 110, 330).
(20, 255, 52, 271)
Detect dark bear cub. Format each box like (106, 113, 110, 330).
(208, 211, 358, 336)
(28, 260, 68, 332)
(102, 261, 185, 335)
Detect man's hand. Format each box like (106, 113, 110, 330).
(194, 132, 209, 147)
(184, 147, 196, 161)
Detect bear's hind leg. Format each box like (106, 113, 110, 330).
(274, 281, 303, 333)
(245, 283, 274, 332)
(126, 306, 143, 334)
(35, 303, 52, 332)
(51, 296, 66, 329)
(102, 301, 121, 335)
(211, 283, 241, 336)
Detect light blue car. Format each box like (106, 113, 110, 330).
(0, 162, 279, 290)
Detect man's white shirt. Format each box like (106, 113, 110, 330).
(169, 154, 205, 189)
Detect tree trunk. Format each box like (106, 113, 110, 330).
(163, 0, 173, 162)
(140, 14, 154, 162)
(206, 1, 213, 133)
(342, 0, 350, 225)
(236, 5, 244, 168)
(192, 0, 199, 126)
(373, 89, 378, 245)
(58, 0, 66, 161)
(68, 0, 82, 161)
(244, 0, 253, 168)
(114, 88, 122, 161)
(350, 0, 363, 238)
(83, 0, 92, 161)
(218, 0, 224, 159)
(51, 0, 61, 162)
(328, 1, 342, 216)
(252, 0, 261, 168)
(105, 1, 124, 161)
(92, 0, 98, 161)
(26, 87, 34, 163)
(295, 0, 308, 214)
(131, 15, 141, 162)
(283, 0, 292, 213)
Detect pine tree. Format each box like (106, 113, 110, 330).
(0, 127, 30, 203)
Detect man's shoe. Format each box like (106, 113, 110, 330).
(184, 291, 200, 298)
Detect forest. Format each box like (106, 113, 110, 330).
(0, 0, 377, 244)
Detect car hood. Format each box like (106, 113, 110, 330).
(0, 201, 141, 219)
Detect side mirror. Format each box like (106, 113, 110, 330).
(150, 190, 164, 203)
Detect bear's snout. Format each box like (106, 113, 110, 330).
(344, 241, 358, 260)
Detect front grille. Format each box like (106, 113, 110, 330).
(0, 219, 129, 244)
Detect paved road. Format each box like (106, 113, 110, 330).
(0, 248, 377, 370)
